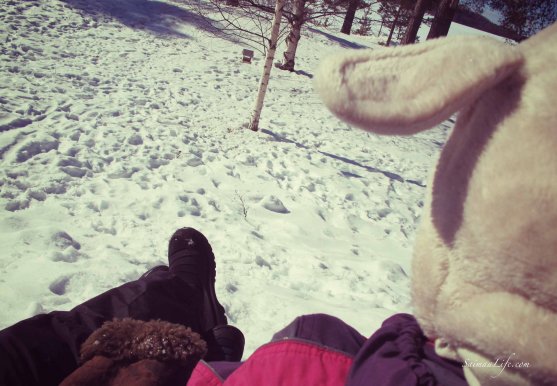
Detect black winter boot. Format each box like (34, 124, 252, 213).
(205, 324, 245, 362)
(168, 228, 228, 334)
(140, 265, 169, 279)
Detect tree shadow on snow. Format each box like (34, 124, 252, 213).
(261, 128, 424, 186)
(61, 0, 228, 39)
(294, 69, 313, 79)
(307, 27, 368, 49)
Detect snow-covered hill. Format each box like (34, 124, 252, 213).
(0, 0, 449, 356)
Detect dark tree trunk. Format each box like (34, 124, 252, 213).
(427, 0, 459, 39)
(386, 5, 401, 46)
(341, 0, 359, 35)
(401, 0, 431, 44)
(397, 24, 404, 39)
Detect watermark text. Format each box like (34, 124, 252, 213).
(463, 353, 530, 378)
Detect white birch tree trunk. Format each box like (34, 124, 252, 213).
(248, 0, 284, 132)
(279, 0, 305, 72)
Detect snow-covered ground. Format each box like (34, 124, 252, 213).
(0, 0, 450, 356)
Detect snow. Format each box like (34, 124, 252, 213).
(416, 18, 507, 42)
(0, 0, 451, 357)
(447, 22, 507, 41)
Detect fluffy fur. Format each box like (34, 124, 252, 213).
(316, 23, 557, 385)
(315, 36, 522, 135)
(61, 319, 207, 386)
(80, 318, 207, 365)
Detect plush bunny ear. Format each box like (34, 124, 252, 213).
(315, 36, 523, 135)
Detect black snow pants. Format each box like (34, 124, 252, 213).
(0, 269, 204, 386)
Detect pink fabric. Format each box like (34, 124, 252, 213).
(187, 362, 222, 386)
(187, 340, 354, 386)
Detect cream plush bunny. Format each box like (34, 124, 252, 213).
(316, 23, 557, 385)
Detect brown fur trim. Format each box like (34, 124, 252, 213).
(80, 318, 207, 365)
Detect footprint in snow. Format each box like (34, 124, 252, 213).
(255, 256, 272, 269)
(152, 197, 164, 209)
(262, 196, 289, 214)
(49, 231, 84, 263)
(177, 195, 202, 217)
(127, 134, 143, 146)
(92, 222, 117, 235)
(49, 276, 71, 296)
(138, 212, 149, 221)
(52, 231, 81, 250)
(148, 157, 169, 170)
(15, 139, 59, 163)
(29, 190, 47, 202)
(189, 198, 201, 216)
(5, 199, 30, 212)
(60, 166, 88, 178)
(0, 113, 33, 132)
(50, 248, 82, 263)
